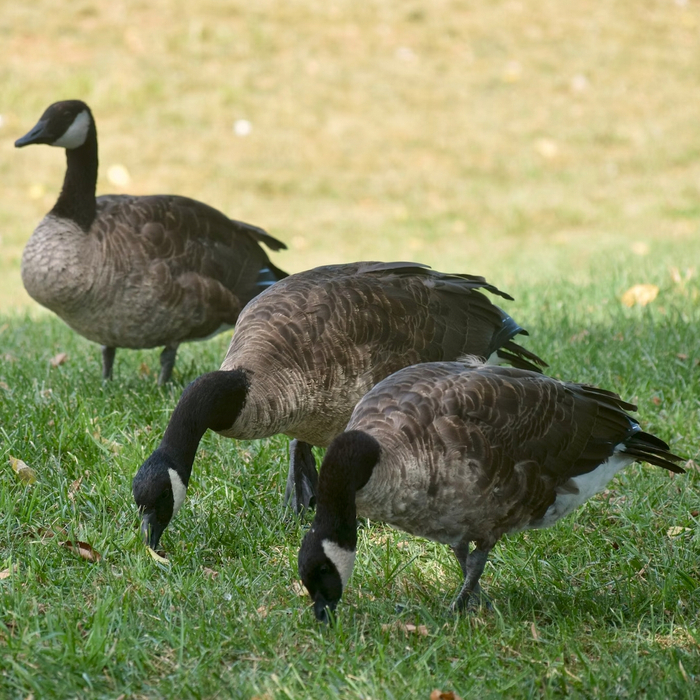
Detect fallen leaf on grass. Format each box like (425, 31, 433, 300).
(684, 460, 699, 472)
(50, 352, 68, 367)
(651, 396, 662, 406)
(9, 456, 37, 483)
(381, 621, 429, 636)
(0, 381, 9, 391)
(0, 564, 19, 580)
(667, 526, 691, 538)
(147, 548, 170, 565)
(430, 690, 463, 700)
(139, 363, 152, 378)
(256, 605, 268, 618)
(291, 581, 307, 597)
(621, 284, 659, 308)
(69, 477, 83, 496)
(61, 541, 101, 562)
(202, 567, 219, 579)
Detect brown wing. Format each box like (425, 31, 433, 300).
(92, 194, 287, 341)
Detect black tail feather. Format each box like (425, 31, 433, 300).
(625, 432, 686, 474)
(496, 340, 549, 373)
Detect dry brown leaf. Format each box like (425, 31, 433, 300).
(147, 548, 170, 564)
(684, 460, 699, 472)
(9, 456, 37, 484)
(202, 567, 219, 579)
(139, 362, 152, 377)
(677, 353, 689, 361)
(667, 526, 691, 538)
(0, 381, 9, 391)
(651, 396, 662, 406)
(50, 352, 68, 367)
(430, 691, 463, 700)
(621, 284, 659, 308)
(0, 563, 18, 580)
(62, 540, 102, 563)
(291, 581, 308, 597)
(257, 605, 269, 618)
(381, 620, 429, 636)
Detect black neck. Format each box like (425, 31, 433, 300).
(159, 370, 250, 485)
(314, 431, 381, 549)
(50, 122, 98, 232)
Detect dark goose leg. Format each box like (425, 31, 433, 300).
(101, 346, 116, 380)
(451, 543, 492, 612)
(284, 439, 319, 513)
(158, 343, 179, 385)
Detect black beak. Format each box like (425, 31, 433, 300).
(140, 511, 167, 551)
(15, 119, 51, 148)
(313, 595, 337, 624)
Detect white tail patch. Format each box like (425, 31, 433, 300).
(168, 468, 187, 517)
(53, 110, 91, 149)
(322, 539, 356, 588)
(485, 351, 506, 366)
(534, 445, 634, 529)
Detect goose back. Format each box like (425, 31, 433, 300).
(218, 262, 546, 445)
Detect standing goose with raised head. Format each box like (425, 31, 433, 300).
(15, 100, 287, 384)
(132, 261, 548, 550)
(298, 361, 685, 621)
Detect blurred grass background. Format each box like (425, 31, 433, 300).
(2, 0, 700, 311)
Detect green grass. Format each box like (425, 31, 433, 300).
(2, 0, 700, 696)
(1, 255, 699, 699)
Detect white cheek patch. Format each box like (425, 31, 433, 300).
(168, 468, 187, 517)
(53, 110, 91, 149)
(322, 539, 356, 588)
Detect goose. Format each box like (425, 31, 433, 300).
(131, 261, 547, 550)
(15, 99, 287, 384)
(298, 361, 685, 621)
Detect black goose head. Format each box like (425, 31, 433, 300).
(132, 370, 250, 553)
(15, 100, 94, 150)
(132, 448, 188, 551)
(298, 526, 354, 623)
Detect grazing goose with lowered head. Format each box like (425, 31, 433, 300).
(298, 361, 684, 621)
(15, 99, 287, 384)
(132, 261, 547, 551)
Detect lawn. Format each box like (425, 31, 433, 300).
(1, 0, 700, 698)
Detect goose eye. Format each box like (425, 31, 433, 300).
(319, 563, 330, 575)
